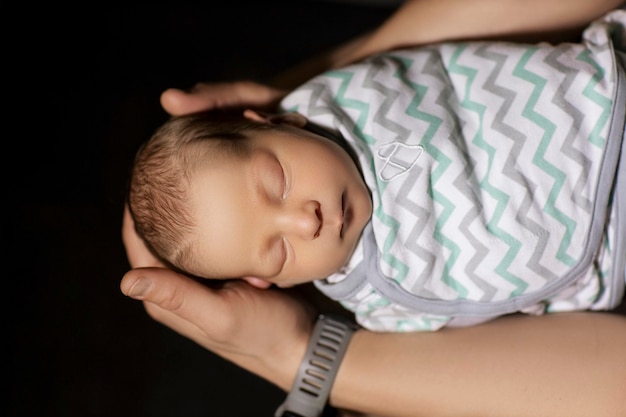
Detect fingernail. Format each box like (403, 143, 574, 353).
(126, 278, 153, 299)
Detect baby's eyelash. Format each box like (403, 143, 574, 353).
(279, 162, 288, 200)
(272, 157, 287, 200)
(280, 236, 289, 270)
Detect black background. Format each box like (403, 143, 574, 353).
(8, 3, 395, 416)
(8, 2, 625, 417)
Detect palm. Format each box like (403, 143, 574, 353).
(127, 268, 315, 364)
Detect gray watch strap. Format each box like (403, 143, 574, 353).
(275, 313, 359, 417)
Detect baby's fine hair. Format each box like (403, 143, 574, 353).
(128, 110, 273, 274)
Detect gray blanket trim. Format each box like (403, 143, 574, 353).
(316, 44, 626, 317)
(608, 49, 626, 308)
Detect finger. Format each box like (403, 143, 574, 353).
(121, 267, 233, 334)
(120, 267, 210, 344)
(161, 83, 245, 115)
(161, 82, 288, 116)
(230, 81, 287, 109)
(161, 84, 245, 115)
(160, 88, 217, 116)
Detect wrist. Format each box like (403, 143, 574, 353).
(327, 32, 372, 70)
(247, 316, 312, 392)
(275, 323, 313, 392)
(275, 313, 359, 417)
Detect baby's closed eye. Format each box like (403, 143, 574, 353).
(263, 156, 286, 201)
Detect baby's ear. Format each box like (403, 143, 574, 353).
(242, 276, 272, 289)
(243, 109, 307, 127)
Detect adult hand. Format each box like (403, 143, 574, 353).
(160, 80, 288, 116)
(122, 203, 316, 389)
(120, 268, 316, 390)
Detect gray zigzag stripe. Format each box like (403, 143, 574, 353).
(362, 57, 411, 142)
(363, 55, 440, 293)
(422, 48, 499, 299)
(396, 165, 440, 299)
(449, 137, 500, 300)
(300, 82, 336, 118)
(475, 44, 558, 283)
(302, 78, 372, 159)
(544, 47, 592, 213)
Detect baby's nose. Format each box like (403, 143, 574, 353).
(277, 200, 321, 239)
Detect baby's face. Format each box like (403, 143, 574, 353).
(188, 123, 372, 287)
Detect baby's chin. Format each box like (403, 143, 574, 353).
(273, 263, 349, 288)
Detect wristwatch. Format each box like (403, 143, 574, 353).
(275, 313, 359, 417)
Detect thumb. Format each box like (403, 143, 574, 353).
(120, 267, 229, 353)
(120, 267, 157, 300)
(121, 267, 202, 306)
(120, 267, 230, 324)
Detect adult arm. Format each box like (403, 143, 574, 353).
(329, 0, 624, 69)
(125, 2, 626, 415)
(161, 0, 624, 116)
(121, 227, 626, 417)
(121, 268, 626, 417)
(335, 312, 626, 417)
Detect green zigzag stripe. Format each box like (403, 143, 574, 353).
(396, 316, 450, 331)
(374, 203, 408, 282)
(449, 45, 528, 296)
(328, 70, 385, 203)
(394, 55, 468, 296)
(284, 104, 299, 112)
(514, 47, 576, 267)
(327, 70, 376, 145)
(577, 49, 611, 148)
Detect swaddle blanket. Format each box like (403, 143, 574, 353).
(281, 10, 626, 331)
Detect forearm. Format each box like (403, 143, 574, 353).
(123, 269, 625, 416)
(339, 0, 624, 67)
(331, 313, 626, 417)
(273, 0, 623, 89)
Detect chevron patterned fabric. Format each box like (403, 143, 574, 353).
(283, 10, 626, 331)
